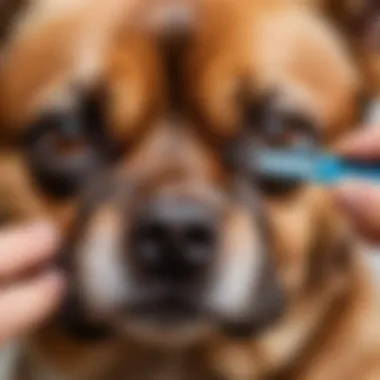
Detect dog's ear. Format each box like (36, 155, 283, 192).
(322, 0, 379, 45)
(0, 0, 26, 44)
(320, 0, 380, 120)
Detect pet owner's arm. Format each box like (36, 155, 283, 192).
(0, 222, 65, 344)
(334, 127, 380, 243)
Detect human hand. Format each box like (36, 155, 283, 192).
(333, 127, 380, 243)
(0, 222, 65, 345)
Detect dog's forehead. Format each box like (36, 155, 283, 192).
(0, 0, 359, 142)
(0, 0, 190, 132)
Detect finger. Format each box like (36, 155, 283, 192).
(0, 222, 60, 279)
(334, 128, 380, 159)
(332, 182, 380, 243)
(0, 270, 65, 344)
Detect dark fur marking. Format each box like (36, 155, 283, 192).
(0, 0, 26, 45)
(159, 28, 193, 116)
(55, 288, 113, 342)
(306, 213, 353, 290)
(325, 0, 379, 37)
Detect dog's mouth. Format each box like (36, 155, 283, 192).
(114, 289, 214, 347)
(125, 291, 202, 327)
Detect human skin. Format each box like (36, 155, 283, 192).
(0, 222, 65, 345)
(334, 127, 380, 243)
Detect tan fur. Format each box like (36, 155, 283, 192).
(0, 1, 379, 380)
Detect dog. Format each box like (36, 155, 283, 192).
(0, 0, 379, 379)
(313, 0, 379, 100)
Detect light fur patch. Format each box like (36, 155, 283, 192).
(77, 206, 131, 318)
(207, 208, 263, 320)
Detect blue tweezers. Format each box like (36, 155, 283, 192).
(255, 148, 380, 185)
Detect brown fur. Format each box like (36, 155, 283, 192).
(0, 1, 378, 380)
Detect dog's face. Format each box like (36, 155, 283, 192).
(0, 0, 358, 347)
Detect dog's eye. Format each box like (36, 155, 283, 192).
(24, 96, 116, 198)
(246, 101, 318, 150)
(233, 101, 319, 196)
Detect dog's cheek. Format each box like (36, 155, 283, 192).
(245, 259, 286, 337)
(214, 204, 286, 340)
(53, 203, 124, 343)
(223, 255, 286, 339)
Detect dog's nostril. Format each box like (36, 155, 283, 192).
(132, 201, 216, 280)
(140, 223, 167, 246)
(185, 224, 213, 246)
(184, 224, 215, 265)
(134, 223, 167, 263)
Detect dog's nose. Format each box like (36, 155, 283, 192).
(132, 200, 216, 281)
